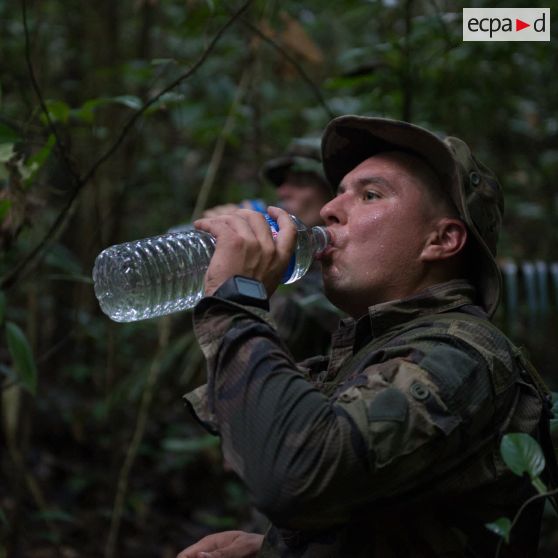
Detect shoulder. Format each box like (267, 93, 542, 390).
(377, 312, 519, 406)
(389, 311, 516, 375)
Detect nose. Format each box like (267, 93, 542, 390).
(320, 193, 345, 225)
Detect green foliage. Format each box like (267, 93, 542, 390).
(43, 99, 71, 124)
(500, 433, 547, 493)
(0, 200, 11, 223)
(486, 433, 556, 547)
(0, 143, 14, 164)
(24, 134, 55, 182)
(5, 321, 38, 395)
(1, 0, 557, 555)
(485, 517, 512, 544)
(0, 122, 19, 143)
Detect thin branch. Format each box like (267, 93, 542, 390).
(21, 0, 82, 185)
(81, 0, 254, 188)
(494, 487, 558, 558)
(191, 67, 252, 220)
(239, 18, 335, 120)
(104, 318, 171, 558)
(1, 0, 254, 292)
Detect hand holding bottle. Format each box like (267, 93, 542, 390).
(93, 208, 329, 322)
(194, 206, 297, 297)
(201, 199, 266, 218)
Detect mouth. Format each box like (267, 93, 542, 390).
(317, 245, 334, 259)
(316, 229, 336, 260)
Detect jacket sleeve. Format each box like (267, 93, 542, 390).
(186, 297, 508, 530)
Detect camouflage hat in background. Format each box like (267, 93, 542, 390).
(261, 138, 333, 196)
(321, 116, 504, 317)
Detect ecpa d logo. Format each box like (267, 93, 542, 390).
(463, 8, 550, 41)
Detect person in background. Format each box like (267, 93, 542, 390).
(178, 116, 557, 557)
(204, 138, 342, 360)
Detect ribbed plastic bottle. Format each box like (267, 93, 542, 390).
(92, 214, 330, 322)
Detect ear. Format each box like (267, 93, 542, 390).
(420, 218, 468, 262)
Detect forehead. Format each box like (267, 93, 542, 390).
(345, 151, 431, 178)
(342, 151, 433, 185)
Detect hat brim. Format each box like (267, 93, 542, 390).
(261, 156, 297, 187)
(321, 116, 457, 194)
(261, 155, 330, 192)
(321, 115, 501, 316)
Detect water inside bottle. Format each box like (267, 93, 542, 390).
(93, 216, 329, 322)
(93, 231, 215, 322)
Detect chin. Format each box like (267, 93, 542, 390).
(324, 279, 374, 318)
(323, 282, 351, 314)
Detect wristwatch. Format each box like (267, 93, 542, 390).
(213, 275, 270, 311)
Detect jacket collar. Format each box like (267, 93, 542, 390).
(335, 280, 481, 354)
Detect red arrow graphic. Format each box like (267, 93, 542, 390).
(516, 19, 530, 31)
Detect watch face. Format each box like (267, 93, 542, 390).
(235, 276, 267, 299)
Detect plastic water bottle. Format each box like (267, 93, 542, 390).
(92, 214, 330, 322)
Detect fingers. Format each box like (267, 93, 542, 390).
(234, 209, 276, 258)
(193, 208, 297, 296)
(194, 212, 272, 274)
(267, 206, 297, 264)
(202, 204, 239, 218)
(193, 211, 275, 294)
(176, 531, 235, 557)
(176, 531, 263, 558)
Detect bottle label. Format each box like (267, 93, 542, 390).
(262, 213, 295, 283)
(245, 199, 267, 214)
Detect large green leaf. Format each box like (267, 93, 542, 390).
(500, 433, 545, 481)
(5, 322, 38, 396)
(485, 517, 512, 543)
(43, 100, 70, 124)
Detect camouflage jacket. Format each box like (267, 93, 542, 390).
(185, 279, 546, 557)
(269, 264, 341, 361)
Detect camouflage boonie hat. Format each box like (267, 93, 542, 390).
(321, 116, 504, 317)
(261, 138, 333, 196)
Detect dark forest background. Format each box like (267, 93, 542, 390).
(1, 0, 557, 556)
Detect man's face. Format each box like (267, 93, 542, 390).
(318, 151, 444, 318)
(276, 171, 331, 227)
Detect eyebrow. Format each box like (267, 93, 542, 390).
(337, 175, 393, 194)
